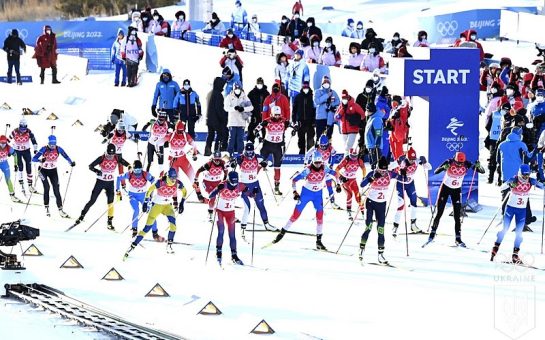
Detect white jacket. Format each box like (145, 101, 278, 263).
(224, 92, 253, 127)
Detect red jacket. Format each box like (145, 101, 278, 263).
(262, 93, 290, 121)
(335, 97, 365, 134)
(33, 26, 57, 69)
(454, 29, 484, 61)
(219, 36, 244, 52)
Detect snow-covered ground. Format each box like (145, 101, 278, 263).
(1, 1, 545, 339)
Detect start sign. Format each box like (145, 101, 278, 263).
(413, 69, 471, 85)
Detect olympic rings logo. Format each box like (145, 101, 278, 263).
(436, 20, 458, 37)
(445, 142, 463, 151)
(5, 28, 29, 41)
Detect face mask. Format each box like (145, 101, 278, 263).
(46, 30, 51, 34)
(357, 26, 363, 30)
(325, 43, 331, 48)
(282, 19, 288, 24)
(307, 22, 313, 27)
(342, 99, 348, 105)
(252, 19, 257, 23)
(234, 89, 241, 95)
(537, 96, 545, 103)
(153, 16, 159, 20)
(393, 36, 399, 41)
(229, 53, 236, 59)
(460, 37, 466, 42)
(129, 36, 136, 41)
(373, 75, 379, 82)
(162, 75, 169, 82)
(133, 168, 143, 175)
(421, 35, 427, 40)
(350, 23, 355, 28)
(313, 42, 319, 47)
(294, 15, 300, 19)
(143, 17, 148, 21)
(365, 87, 372, 93)
(369, 48, 376, 54)
(131, 32, 136, 36)
(294, 57, 301, 63)
(470, 34, 476, 40)
(302, 88, 309, 94)
(183, 85, 190, 90)
(322, 83, 330, 89)
(228, 34, 234, 38)
(180, 16, 185, 21)
(491, 88, 498, 94)
(506, 89, 514, 97)
(256, 84, 263, 90)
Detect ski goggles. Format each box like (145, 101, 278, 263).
(133, 168, 143, 175)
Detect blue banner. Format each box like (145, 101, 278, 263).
(403, 48, 480, 203)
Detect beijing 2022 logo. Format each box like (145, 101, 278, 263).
(443, 117, 466, 151)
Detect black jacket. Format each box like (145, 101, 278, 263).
(302, 17, 322, 41)
(288, 18, 306, 41)
(3, 35, 26, 61)
(247, 85, 270, 125)
(206, 77, 227, 129)
(278, 21, 290, 36)
(177, 88, 201, 122)
(293, 90, 316, 123)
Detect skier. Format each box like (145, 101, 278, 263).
(116, 160, 161, 239)
(74, 144, 130, 230)
(0, 135, 21, 202)
(230, 142, 275, 232)
(142, 110, 170, 172)
(425, 151, 485, 247)
(10, 118, 38, 196)
(255, 105, 296, 195)
(392, 147, 431, 236)
(334, 147, 367, 220)
(359, 156, 397, 264)
(484, 101, 503, 184)
(124, 168, 187, 257)
(166, 120, 198, 182)
(32, 135, 75, 217)
(305, 135, 339, 209)
(270, 150, 337, 250)
(194, 150, 228, 220)
(491, 164, 543, 264)
(106, 119, 133, 189)
(208, 171, 246, 265)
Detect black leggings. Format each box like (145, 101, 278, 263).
(15, 149, 32, 175)
(260, 141, 283, 167)
(146, 143, 164, 172)
(432, 185, 462, 237)
(40, 168, 62, 208)
(81, 179, 114, 216)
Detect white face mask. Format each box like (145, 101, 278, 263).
(365, 87, 372, 93)
(313, 42, 319, 47)
(460, 37, 466, 42)
(153, 16, 159, 20)
(253, 19, 257, 23)
(369, 48, 376, 54)
(470, 34, 476, 40)
(228, 34, 234, 38)
(342, 99, 348, 105)
(322, 83, 330, 89)
(294, 15, 300, 19)
(537, 95, 545, 103)
(421, 35, 427, 40)
(325, 43, 331, 48)
(506, 89, 514, 97)
(46, 30, 51, 34)
(256, 84, 263, 90)
(373, 75, 379, 82)
(350, 23, 355, 28)
(234, 89, 241, 95)
(282, 19, 288, 24)
(307, 22, 313, 27)
(302, 88, 309, 94)
(357, 26, 363, 30)
(183, 85, 190, 90)
(491, 88, 498, 94)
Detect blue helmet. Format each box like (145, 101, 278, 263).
(228, 171, 239, 185)
(167, 167, 177, 179)
(244, 142, 255, 158)
(318, 135, 329, 150)
(536, 88, 545, 97)
(48, 135, 57, 146)
(311, 150, 323, 165)
(519, 164, 530, 176)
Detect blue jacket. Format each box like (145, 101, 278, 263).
(497, 132, 533, 181)
(174, 89, 201, 121)
(116, 171, 155, 192)
(223, 73, 241, 96)
(364, 110, 384, 149)
(314, 87, 340, 124)
(32, 146, 72, 164)
(286, 60, 310, 93)
(151, 69, 181, 109)
(375, 95, 390, 115)
(111, 39, 124, 65)
(530, 100, 545, 134)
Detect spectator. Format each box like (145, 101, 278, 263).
(360, 42, 386, 73)
(122, 27, 144, 87)
(140, 7, 153, 32)
(203, 12, 226, 35)
(278, 15, 290, 36)
(386, 32, 400, 55)
(361, 28, 383, 52)
(243, 14, 261, 40)
(396, 38, 413, 58)
(220, 48, 244, 84)
(364, 101, 384, 169)
(319, 36, 341, 67)
(263, 82, 290, 121)
(288, 11, 306, 41)
(299, 35, 311, 54)
(110, 29, 127, 87)
(206, 77, 228, 154)
(150, 10, 170, 37)
(274, 52, 290, 93)
(281, 36, 297, 60)
(3, 29, 26, 85)
(172, 10, 191, 39)
(375, 86, 392, 157)
(303, 17, 322, 41)
(345, 42, 364, 70)
(305, 34, 321, 64)
(356, 79, 376, 151)
(342, 19, 356, 37)
(385, 95, 410, 160)
(33, 25, 60, 84)
(129, 11, 143, 32)
(292, 0, 304, 16)
(413, 30, 429, 47)
(151, 68, 181, 122)
(224, 83, 253, 155)
(219, 28, 244, 52)
(222, 66, 241, 96)
(314, 76, 340, 139)
(174, 79, 201, 140)
(454, 29, 484, 60)
(501, 83, 524, 109)
(351, 21, 365, 39)
(286, 49, 310, 108)
(294, 80, 316, 153)
(335, 90, 365, 152)
(247, 77, 270, 143)
(371, 70, 386, 94)
(231, 0, 248, 30)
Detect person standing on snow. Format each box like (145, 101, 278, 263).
(172, 10, 192, 39)
(33, 25, 60, 84)
(247, 77, 270, 143)
(335, 89, 365, 153)
(111, 29, 127, 87)
(230, 0, 248, 30)
(122, 27, 144, 87)
(151, 69, 181, 123)
(294, 81, 317, 150)
(286, 49, 310, 108)
(225, 83, 253, 156)
(0, 135, 21, 202)
(342, 19, 356, 38)
(3, 29, 26, 85)
(205, 77, 228, 155)
(174, 79, 201, 140)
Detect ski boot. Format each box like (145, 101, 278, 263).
(45, 205, 51, 217)
(330, 198, 341, 210)
(410, 219, 422, 233)
(241, 224, 247, 241)
(216, 249, 222, 266)
(29, 185, 39, 194)
(274, 183, 283, 196)
(58, 207, 69, 218)
(378, 247, 388, 264)
(347, 209, 353, 221)
(231, 252, 244, 265)
(316, 234, 327, 251)
(9, 193, 22, 203)
(392, 222, 399, 237)
(75, 214, 85, 225)
(455, 236, 466, 248)
(123, 243, 136, 260)
(512, 248, 523, 264)
(153, 231, 165, 242)
(166, 240, 174, 254)
(207, 209, 213, 222)
(107, 216, 115, 231)
(19, 180, 26, 196)
(490, 242, 500, 262)
(263, 220, 277, 231)
(272, 228, 287, 244)
(132, 229, 138, 238)
(358, 240, 366, 262)
(422, 229, 436, 248)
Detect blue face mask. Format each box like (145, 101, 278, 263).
(133, 168, 143, 175)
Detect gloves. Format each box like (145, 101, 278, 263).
(291, 129, 297, 136)
(373, 171, 381, 179)
(178, 199, 185, 214)
(70, 161, 76, 167)
(229, 159, 237, 168)
(142, 198, 150, 213)
(293, 190, 300, 201)
(258, 136, 264, 143)
(259, 160, 268, 168)
(400, 168, 407, 178)
(509, 181, 517, 188)
(192, 154, 198, 161)
(193, 181, 199, 189)
(151, 105, 157, 117)
(237, 106, 245, 113)
(94, 169, 103, 176)
(335, 184, 342, 193)
(116, 190, 122, 201)
(419, 156, 427, 165)
(442, 163, 450, 170)
(33, 149, 37, 155)
(339, 175, 348, 183)
(164, 141, 169, 148)
(217, 183, 225, 191)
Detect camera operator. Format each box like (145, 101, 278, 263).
(2, 29, 26, 85)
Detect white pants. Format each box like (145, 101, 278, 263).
(342, 133, 358, 153)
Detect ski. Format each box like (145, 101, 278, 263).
(421, 239, 434, 248)
(301, 248, 353, 256)
(65, 221, 82, 232)
(142, 239, 192, 246)
(500, 261, 545, 271)
(261, 241, 275, 249)
(245, 229, 316, 237)
(365, 261, 416, 272)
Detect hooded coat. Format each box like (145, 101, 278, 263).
(364, 109, 385, 149)
(207, 77, 228, 129)
(3, 29, 26, 61)
(336, 97, 365, 134)
(33, 25, 57, 68)
(248, 84, 270, 124)
(302, 17, 322, 41)
(497, 130, 532, 181)
(152, 69, 181, 109)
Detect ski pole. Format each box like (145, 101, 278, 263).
(251, 203, 256, 265)
(4, 123, 10, 136)
(21, 169, 41, 216)
(384, 178, 397, 218)
(205, 198, 220, 265)
(477, 191, 511, 245)
(424, 169, 433, 216)
(279, 133, 295, 164)
(51, 125, 56, 135)
(461, 168, 477, 224)
(276, 170, 299, 206)
(84, 199, 121, 233)
(426, 177, 445, 233)
(402, 180, 409, 256)
(335, 186, 371, 254)
(262, 168, 278, 204)
(62, 167, 73, 207)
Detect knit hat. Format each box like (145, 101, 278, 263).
(407, 147, 416, 160)
(322, 76, 330, 84)
(512, 126, 523, 136)
(183, 79, 190, 86)
(347, 18, 354, 25)
(295, 49, 304, 57)
(302, 81, 310, 88)
(341, 90, 349, 99)
(378, 156, 388, 170)
(256, 77, 264, 84)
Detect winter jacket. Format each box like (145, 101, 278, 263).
(386, 105, 410, 143)
(275, 63, 289, 88)
(484, 96, 502, 118)
(207, 77, 228, 129)
(111, 38, 124, 65)
(219, 36, 244, 51)
(262, 92, 291, 121)
(305, 46, 322, 64)
(342, 26, 355, 38)
(286, 60, 310, 93)
(293, 90, 316, 123)
(174, 89, 201, 122)
(33, 26, 57, 69)
(364, 110, 385, 149)
(351, 28, 365, 40)
(152, 69, 181, 109)
(223, 73, 241, 96)
(454, 29, 484, 60)
(345, 53, 364, 69)
(288, 18, 306, 41)
(314, 87, 340, 123)
(336, 97, 365, 134)
(361, 54, 386, 73)
(302, 18, 322, 41)
(220, 55, 244, 77)
(497, 131, 532, 181)
(203, 19, 226, 35)
(320, 49, 341, 67)
(278, 21, 290, 36)
(282, 42, 297, 59)
(361, 29, 384, 52)
(485, 108, 502, 143)
(3, 33, 26, 61)
(122, 36, 144, 63)
(248, 85, 270, 125)
(530, 100, 545, 134)
(171, 19, 191, 38)
(230, 6, 248, 27)
(375, 95, 391, 116)
(224, 91, 253, 128)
